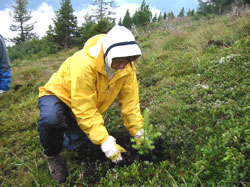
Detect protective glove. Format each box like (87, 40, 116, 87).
(134, 129, 145, 145)
(101, 136, 127, 163)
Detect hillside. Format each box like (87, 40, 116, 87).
(0, 11, 249, 186)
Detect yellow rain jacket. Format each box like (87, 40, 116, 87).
(39, 34, 143, 145)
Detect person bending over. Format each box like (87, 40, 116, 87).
(37, 26, 145, 183)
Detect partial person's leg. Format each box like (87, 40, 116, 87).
(38, 95, 68, 156)
(37, 95, 68, 183)
(63, 107, 91, 151)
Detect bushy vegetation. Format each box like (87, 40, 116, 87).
(0, 10, 250, 186)
(8, 37, 59, 61)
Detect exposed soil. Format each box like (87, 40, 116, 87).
(75, 132, 167, 163)
(69, 132, 168, 186)
(14, 84, 22, 91)
(207, 39, 232, 48)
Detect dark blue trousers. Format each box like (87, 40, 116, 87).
(38, 95, 91, 156)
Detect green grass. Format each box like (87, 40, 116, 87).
(1, 11, 250, 186)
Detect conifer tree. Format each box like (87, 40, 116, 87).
(49, 0, 78, 49)
(132, 0, 152, 26)
(152, 13, 157, 22)
(163, 12, 167, 20)
(158, 12, 163, 22)
(212, 0, 234, 14)
(118, 18, 122, 25)
(187, 8, 195, 16)
(197, 0, 214, 15)
(89, 18, 114, 35)
(178, 7, 185, 17)
(191, 9, 195, 16)
(91, 0, 117, 22)
(9, 0, 36, 45)
(131, 108, 161, 155)
(167, 11, 175, 19)
(122, 10, 132, 28)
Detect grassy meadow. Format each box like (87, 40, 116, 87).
(0, 11, 250, 186)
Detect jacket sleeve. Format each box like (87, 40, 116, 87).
(0, 39, 3, 62)
(0, 36, 11, 91)
(117, 70, 144, 136)
(70, 59, 109, 145)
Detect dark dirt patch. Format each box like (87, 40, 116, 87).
(207, 39, 232, 48)
(14, 84, 22, 91)
(75, 133, 168, 164)
(69, 132, 168, 185)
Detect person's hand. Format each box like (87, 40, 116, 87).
(134, 129, 145, 145)
(109, 144, 127, 163)
(101, 136, 127, 163)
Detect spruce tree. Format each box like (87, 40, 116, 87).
(158, 12, 163, 22)
(163, 12, 167, 20)
(89, 18, 114, 35)
(168, 11, 175, 19)
(187, 9, 195, 16)
(191, 9, 195, 16)
(91, 0, 117, 22)
(9, 0, 36, 45)
(132, 0, 152, 26)
(50, 0, 78, 49)
(197, 0, 215, 15)
(213, 0, 234, 15)
(131, 108, 161, 155)
(118, 18, 122, 25)
(122, 10, 132, 28)
(178, 7, 185, 17)
(152, 13, 157, 22)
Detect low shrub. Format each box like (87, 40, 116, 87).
(8, 37, 60, 61)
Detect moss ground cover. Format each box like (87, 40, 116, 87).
(0, 11, 250, 186)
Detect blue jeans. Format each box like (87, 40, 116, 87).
(38, 95, 91, 156)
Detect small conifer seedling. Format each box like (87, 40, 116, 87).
(131, 108, 162, 155)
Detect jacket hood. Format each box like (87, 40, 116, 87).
(102, 26, 142, 69)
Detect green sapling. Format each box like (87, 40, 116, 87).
(131, 108, 162, 155)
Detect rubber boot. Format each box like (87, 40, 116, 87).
(46, 155, 68, 183)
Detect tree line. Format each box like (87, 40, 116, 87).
(198, 0, 249, 15)
(7, 0, 250, 60)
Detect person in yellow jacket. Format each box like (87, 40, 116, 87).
(37, 25, 145, 183)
